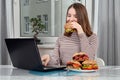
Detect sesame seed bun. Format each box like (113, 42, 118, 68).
(82, 60, 97, 65)
(67, 60, 81, 66)
(67, 60, 82, 69)
(72, 52, 89, 62)
(73, 52, 86, 57)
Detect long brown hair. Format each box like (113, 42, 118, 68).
(66, 3, 93, 37)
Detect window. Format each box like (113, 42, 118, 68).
(37, 14, 48, 33)
(43, 14, 48, 32)
(24, 0, 29, 6)
(24, 16, 30, 33)
(14, 0, 88, 38)
(36, 0, 48, 3)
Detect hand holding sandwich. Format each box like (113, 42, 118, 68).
(70, 22, 84, 34)
(64, 22, 84, 34)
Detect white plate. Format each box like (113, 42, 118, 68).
(66, 68, 97, 73)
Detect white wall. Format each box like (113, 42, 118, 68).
(86, 0, 92, 25)
(6, 0, 14, 37)
(13, 0, 20, 37)
(93, 0, 99, 34)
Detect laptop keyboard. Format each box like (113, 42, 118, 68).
(44, 65, 66, 69)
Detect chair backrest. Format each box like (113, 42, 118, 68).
(95, 58, 105, 67)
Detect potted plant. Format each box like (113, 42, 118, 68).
(30, 17, 45, 44)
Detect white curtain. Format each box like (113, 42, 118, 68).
(0, 0, 12, 65)
(0, 0, 1, 64)
(97, 0, 120, 65)
(0, 0, 8, 64)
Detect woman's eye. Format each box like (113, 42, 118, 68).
(74, 15, 77, 18)
(67, 14, 71, 17)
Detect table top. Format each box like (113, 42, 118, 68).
(0, 65, 120, 80)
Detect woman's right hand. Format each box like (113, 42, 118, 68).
(41, 54, 50, 66)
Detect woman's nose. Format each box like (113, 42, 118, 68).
(69, 17, 75, 22)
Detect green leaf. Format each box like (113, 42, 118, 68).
(30, 17, 45, 35)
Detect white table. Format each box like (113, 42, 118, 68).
(0, 65, 120, 80)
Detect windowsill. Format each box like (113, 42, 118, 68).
(37, 43, 55, 49)
(14, 37, 57, 49)
(37, 37, 57, 49)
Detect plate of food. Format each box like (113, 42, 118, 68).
(66, 52, 99, 73)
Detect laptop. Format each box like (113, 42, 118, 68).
(5, 38, 66, 71)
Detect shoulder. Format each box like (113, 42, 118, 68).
(78, 33, 98, 40)
(89, 33, 98, 38)
(58, 33, 69, 39)
(88, 33, 98, 42)
(56, 34, 65, 42)
(79, 33, 97, 37)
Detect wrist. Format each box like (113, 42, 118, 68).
(78, 30, 84, 34)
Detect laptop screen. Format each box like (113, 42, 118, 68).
(5, 38, 44, 71)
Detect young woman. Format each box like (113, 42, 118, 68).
(42, 3, 98, 66)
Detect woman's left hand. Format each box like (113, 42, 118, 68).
(71, 22, 84, 34)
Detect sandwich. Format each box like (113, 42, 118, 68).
(66, 52, 99, 70)
(64, 22, 76, 37)
(82, 60, 98, 70)
(65, 28, 75, 33)
(72, 52, 89, 63)
(65, 22, 74, 33)
(66, 60, 82, 70)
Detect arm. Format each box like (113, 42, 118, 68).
(48, 38, 60, 65)
(70, 22, 98, 59)
(78, 33, 98, 59)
